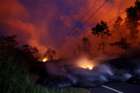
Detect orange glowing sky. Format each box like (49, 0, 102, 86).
(0, 0, 137, 57)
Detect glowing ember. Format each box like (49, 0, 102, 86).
(76, 57, 95, 70)
(42, 57, 49, 62)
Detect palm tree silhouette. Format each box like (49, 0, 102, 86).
(91, 21, 110, 52)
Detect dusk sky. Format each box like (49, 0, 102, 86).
(0, 0, 136, 57)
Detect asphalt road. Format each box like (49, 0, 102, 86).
(90, 82, 140, 93)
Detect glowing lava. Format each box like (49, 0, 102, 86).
(42, 57, 49, 62)
(76, 57, 96, 70)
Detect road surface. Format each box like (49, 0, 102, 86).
(90, 82, 140, 93)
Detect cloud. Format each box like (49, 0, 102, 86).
(0, 0, 136, 57)
(0, 0, 27, 23)
(0, 0, 47, 53)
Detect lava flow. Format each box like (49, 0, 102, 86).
(76, 56, 96, 70)
(42, 57, 49, 62)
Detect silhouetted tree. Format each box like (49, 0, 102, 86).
(20, 44, 39, 61)
(126, 7, 137, 21)
(135, 0, 140, 10)
(82, 37, 91, 54)
(110, 37, 130, 50)
(92, 21, 110, 37)
(110, 1, 140, 52)
(0, 35, 51, 93)
(0, 35, 18, 58)
(0, 35, 40, 69)
(91, 21, 110, 52)
(126, 0, 140, 39)
(0, 35, 17, 48)
(135, 0, 140, 20)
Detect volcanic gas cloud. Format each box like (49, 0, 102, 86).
(0, 0, 137, 58)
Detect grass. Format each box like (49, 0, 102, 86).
(0, 55, 88, 93)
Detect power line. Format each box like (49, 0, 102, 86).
(84, 0, 109, 24)
(68, 0, 133, 36)
(68, 0, 109, 36)
(79, 0, 98, 22)
(67, 1, 97, 35)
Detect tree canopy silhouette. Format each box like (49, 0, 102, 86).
(91, 21, 110, 36)
(135, 0, 140, 10)
(126, 7, 137, 21)
(126, 0, 140, 39)
(110, 38, 130, 50)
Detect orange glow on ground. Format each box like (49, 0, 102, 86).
(76, 57, 96, 70)
(41, 57, 49, 62)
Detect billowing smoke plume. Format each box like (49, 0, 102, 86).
(0, 0, 136, 57)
